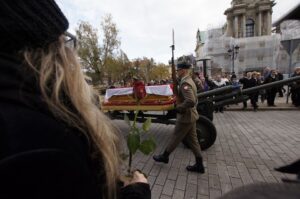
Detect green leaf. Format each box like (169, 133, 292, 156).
(139, 138, 156, 155)
(124, 114, 131, 126)
(142, 117, 152, 132)
(127, 133, 140, 155)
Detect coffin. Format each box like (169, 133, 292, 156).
(101, 84, 175, 111)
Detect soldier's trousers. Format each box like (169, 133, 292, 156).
(166, 121, 202, 157)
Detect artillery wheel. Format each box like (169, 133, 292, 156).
(197, 115, 217, 150)
(182, 115, 217, 150)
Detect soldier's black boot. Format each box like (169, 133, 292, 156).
(186, 157, 205, 173)
(153, 151, 169, 164)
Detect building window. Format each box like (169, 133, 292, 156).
(246, 19, 255, 37)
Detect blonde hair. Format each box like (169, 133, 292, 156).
(23, 36, 120, 199)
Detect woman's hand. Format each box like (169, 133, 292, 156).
(124, 171, 148, 186)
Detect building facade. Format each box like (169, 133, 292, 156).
(224, 0, 275, 38)
(195, 0, 300, 77)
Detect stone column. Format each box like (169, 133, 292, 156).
(243, 14, 246, 37)
(267, 11, 272, 35)
(234, 16, 239, 38)
(258, 12, 262, 36)
(226, 16, 233, 37)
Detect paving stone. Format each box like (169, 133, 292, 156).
(207, 155, 217, 164)
(230, 177, 243, 188)
(220, 183, 233, 195)
(227, 166, 240, 178)
(172, 189, 185, 199)
(236, 162, 253, 185)
(172, 158, 182, 169)
(168, 167, 179, 181)
(256, 164, 277, 182)
(207, 164, 218, 175)
(151, 164, 162, 176)
(197, 179, 209, 196)
(161, 195, 172, 199)
(162, 179, 176, 196)
(217, 164, 231, 184)
(243, 158, 257, 169)
(198, 172, 209, 181)
(208, 174, 221, 189)
(152, 184, 163, 199)
(248, 169, 265, 183)
(187, 173, 198, 185)
(143, 160, 155, 175)
(184, 183, 197, 199)
(148, 175, 157, 189)
(197, 195, 209, 199)
(175, 175, 187, 190)
(209, 189, 222, 199)
(156, 167, 170, 185)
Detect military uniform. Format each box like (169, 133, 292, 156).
(192, 76, 204, 93)
(153, 58, 204, 173)
(166, 75, 202, 157)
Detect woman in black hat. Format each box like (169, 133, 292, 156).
(0, 1, 150, 199)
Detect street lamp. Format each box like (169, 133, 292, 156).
(228, 45, 239, 73)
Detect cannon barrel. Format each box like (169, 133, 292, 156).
(197, 85, 240, 99)
(214, 95, 249, 107)
(241, 75, 300, 95)
(211, 91, 241, 102)
(214, 76, 300, 106)
(196, 76, 300, 121)
(198, 76, 300, 102)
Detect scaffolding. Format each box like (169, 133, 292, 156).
(197, 20, 300, 76)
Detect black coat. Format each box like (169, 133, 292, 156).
(264, 75, 279, 93)
(0, 53, 150, 199)
(239, 77, 251, 89)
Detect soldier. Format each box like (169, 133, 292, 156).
(192, 72, 204, 93)
(153, 58, 205, 173)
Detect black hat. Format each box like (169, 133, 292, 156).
(176, 55, 192, 69)
(0, 0, 69, 52)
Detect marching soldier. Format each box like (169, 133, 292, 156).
(153, 57, 205, 173)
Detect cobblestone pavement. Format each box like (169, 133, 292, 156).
(112, 111, 300, 199)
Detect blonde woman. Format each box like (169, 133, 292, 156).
(0, 1, 149, 199)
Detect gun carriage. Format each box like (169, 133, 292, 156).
(102, 76, 300, 150)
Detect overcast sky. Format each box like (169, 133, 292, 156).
(57, 0, 299, 64)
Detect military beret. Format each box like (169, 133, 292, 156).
(176, 55, 192, 69)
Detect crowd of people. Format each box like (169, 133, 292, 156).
(191, 67, 300, 112)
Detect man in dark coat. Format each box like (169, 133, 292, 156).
(277, 71, 284, 97)
(248, 72, 260, 111)
(264, 69, 279, 106)
(239, 72, 252, 109)
(291, 67, 300, 107)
